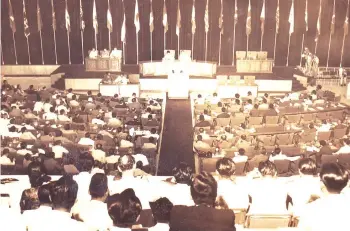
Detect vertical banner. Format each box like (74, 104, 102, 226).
(134, 0, 140, 63)
(315, 0, 322, 54)
(204, 0, 209, 61)
(37, 0, 44, 64)
(191, 0, 196, 59)
(218, 0, 223, 65)
(93, 0, 98, 49)
(232, 0, 238, 65)
(260, 0, 265, 51)
(150, 0, 154, 61)
(107, 0, 113, 50)
(287, 0, 294, 66)
(51, 0, 58, 64)
(274, 0, 280, 61)
(246, 0, 251, 52)
(23, 0, 31, 64)
(80, 0, 85, 63)
(327, 0, 336, 67)
(176, 0, 181, 57)
(163, 0, 168, 50)
(341, 0, 349, 65)
(121, 0, 126, 64)
(300, 0, 308, 66)
(65, 0, 71, 64)
(8, 0, 18, 64)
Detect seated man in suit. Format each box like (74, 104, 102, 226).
(314, 140, 333, 166)
(217, 107, 230, 118)
(169, 172, 236, 231)
(298, 163, 350, 230)
(264, 103, 278, 116)
(249, 104, 260, 117)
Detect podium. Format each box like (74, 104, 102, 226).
(168, 62, 189, 99)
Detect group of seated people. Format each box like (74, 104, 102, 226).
(0, 81, 163, 175)
(88, 48, 122, 59)
(1, 156, 350, 230)
(192, 84, 350, 175)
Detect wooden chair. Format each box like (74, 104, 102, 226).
(337, 154, 350, 170)
(274, 159, 291, 175)
(264, 115, 280, 125)
(285, 114, 301, 124)
(301, 113, 316, 124)
(317, 131, 332, 141)
(276, 133, 293, 145)
(248, 116, 263, 126)
(234, 161, 247, 175)
(321, 155, 338, 165)
(333, 127, 347, 139)
(201, 157, 219, 173)
(215, 118, 231, 127)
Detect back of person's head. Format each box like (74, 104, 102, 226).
(320, 163, 349, 193)
(247, 99, 252, 104)
(20, 142, 27, 149)
(118, 155, 135, 172)
(197, 94, 202, 98)
(20, 188, 40, 211)
(85, 132, 91, 138)
(197, 134, 203, 141)
(216, 158, 235, 178)
(320, 140, 327, 146)
(89, 173, 108, 200)
(258, 161, 277, 177)
(96, 143, 103, 150)
(268, 103, 274, 110)
(274, 147, 281, 154)
(64, 123, 71, 130)
(298, 158, 317, 176)
(235, 99, 240, 105)
(172, 162, 193, 185)
(147, 114, 153, 120)
(260, 147, 267, 155)
(49, 107, 55, 113)
(190, 172, 217, 206)
(150, 128, 157, 134)
(344, 139, 350, 145)
(79, 153, 94, 172)
(46, 151, 55, 159)
(107, 189, 142, 226)
(149, 197, 173, 224)
(218, 102, 223, 107)
(254, 104, 259, 109)
(221, 107, 226, 113)
(51, 176, 78, 211)
(262, 98, 268, 104)
(199, 114, 205, 121)
(235, 93, 240, 99)
(148, 137, 155, 144)
(241, 134, 247, 141)
(38, 183, 53, 205)
(27, 162, 51, 187)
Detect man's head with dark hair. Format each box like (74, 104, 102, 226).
(197, 134, 203, 141)
(216, 158, 235, 178)
(262, 98, 268, 104)
(107, 189, 142, 226)
(51, 176, 78, 211)
(320, 163, 349, 194)
(221, 107, 226, 113)
(268, 103, 274, 110)
(254, 104, 259, 109)
(298, 158, 317, 176)
(235, 93, 240, 99)
(38, 183, 53, 206)
(320, 140, 327, 146)
(235, 99, 240, 105)
(78, 153, 94, 172)
(149, 197, 173, 224)
(118, 155, 135, 172)
(218, 102, 223, 107)
(172, 162, 193, 185)
(238, 148, 245, 156)
(274, 147, 281, 155)
(199, 114, 205, 121)
(20, 142, 27, 149)
(258, 161, 277, 177)
(190, 172, 217, 207)
(89, 173, 108, 200)
(20, 188, 40, 211)
(28, 162, 51, 187)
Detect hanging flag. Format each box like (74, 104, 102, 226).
(204, 0, 209, 33)
(234, 0, 238, 25)
(176, 0, 181, 36)
(316, 0, 322, 41)
(163, 1, 168, 33)
(121, 11, 126, 43)
(345, 14, 349, 36)
(9, 0, 16, 33)
(134, 0, 140, 33)
(191, 0, 196, 34)
(51, 0, 56, 31)
(65, 0, 70, 33)
(260, 0, 265, 34)
(288, 0, 294, 34)
(80, 0, 85, 30)
(276, 0, 280, 33)
(93, 0, 98, 34)
(107, 0, 113, 32)
(246, 0, 251, 36)
(37, 0, 42, 32)
(305, 0, 308, 31)
(330, 2, 335, 35)
(23, 0, 30, 37)
(219, 0, 223, 34)
(150, 0, 154, 33)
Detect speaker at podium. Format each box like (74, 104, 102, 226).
(168, 62, 189, 99)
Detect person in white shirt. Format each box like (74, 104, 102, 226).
(269, 147, 301, 162)
(280, 93, 291, 103)
(110, 48, 121, 58)
(210, 93, 220, 105)
(193, 135, 211, 152)
(72, 173, 113, 231)
(120, 135, 134, 148)
(215, 158, 250, 210)
(43, 107, 57, 121)
(66, 88, 74, 99)
(89, 48, 98, 58)
(19, 127, 37, 141)
(142, 137, 157, 149)
(317, 119, 331, 132)
(58, 109, 71, 122)
(43, 99, 53, 113)
(91, 115, 106, 125)
(298, 163, 350, 231)
(233, 148, 248, 163)
(149, 100, 161, 111)
(69, 95, 80, 108)
(17, 142, 33, 156)
(52, 140, 69, 159)
(25, 176, 88, 231)
(6, 125, 21, 138)
(334, 138, 350, 154)
(0, 149, 15, 166)
(91, 144, 106, 163)
(33, 100, 44, 113)
(195, 94, 205, 105)
(78, 133, 95, 147)
(244, 99, 254, 113)
(74, 154, 95, 202)
(149, 197, 173, 231)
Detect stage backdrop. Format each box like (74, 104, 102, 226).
(1, 0, 350, 67)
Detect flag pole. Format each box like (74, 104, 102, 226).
(191, 35, 194, 60)
(51, 0, 57, 64)
(273, 0, 279, 63)
(67, 32, 71, 64)
(81, 30, 84, 64)
(286, 35, 291, 66)
(95, 31, 97, 50)
(232, 25, 236, 66)
(246, 35, 249, 53)
(123, 42, 126, 65)
(260, 33, 263, 51)
(12, 32, 18, 64)
(300, 34, 305, 66)
(1, 43, 4, 65)
(151, 32, 153, 61)
(39, 30, 44, 64)
(326, 0, 335, 68)
(340, 0, 349, 65)
(219, 33, 222, 65)
(205, 32, 208, 61)
(136, 33, 139, 64)
(26, 36, 31, 64)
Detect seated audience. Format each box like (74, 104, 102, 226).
(149, 197, 173, 231)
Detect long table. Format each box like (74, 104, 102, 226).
(99, 83, 140, 97)
(236, 59, 274, 73)
(139, 60, 217, 77)
(85, 57, 122, 72)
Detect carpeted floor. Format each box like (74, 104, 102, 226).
(158, 99, 194, 176)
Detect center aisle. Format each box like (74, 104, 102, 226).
(158, 99, 194, 176)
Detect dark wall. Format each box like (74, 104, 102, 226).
(1, 0, 350, 67)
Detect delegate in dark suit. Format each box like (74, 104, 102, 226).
(170, 205, 236, 231)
